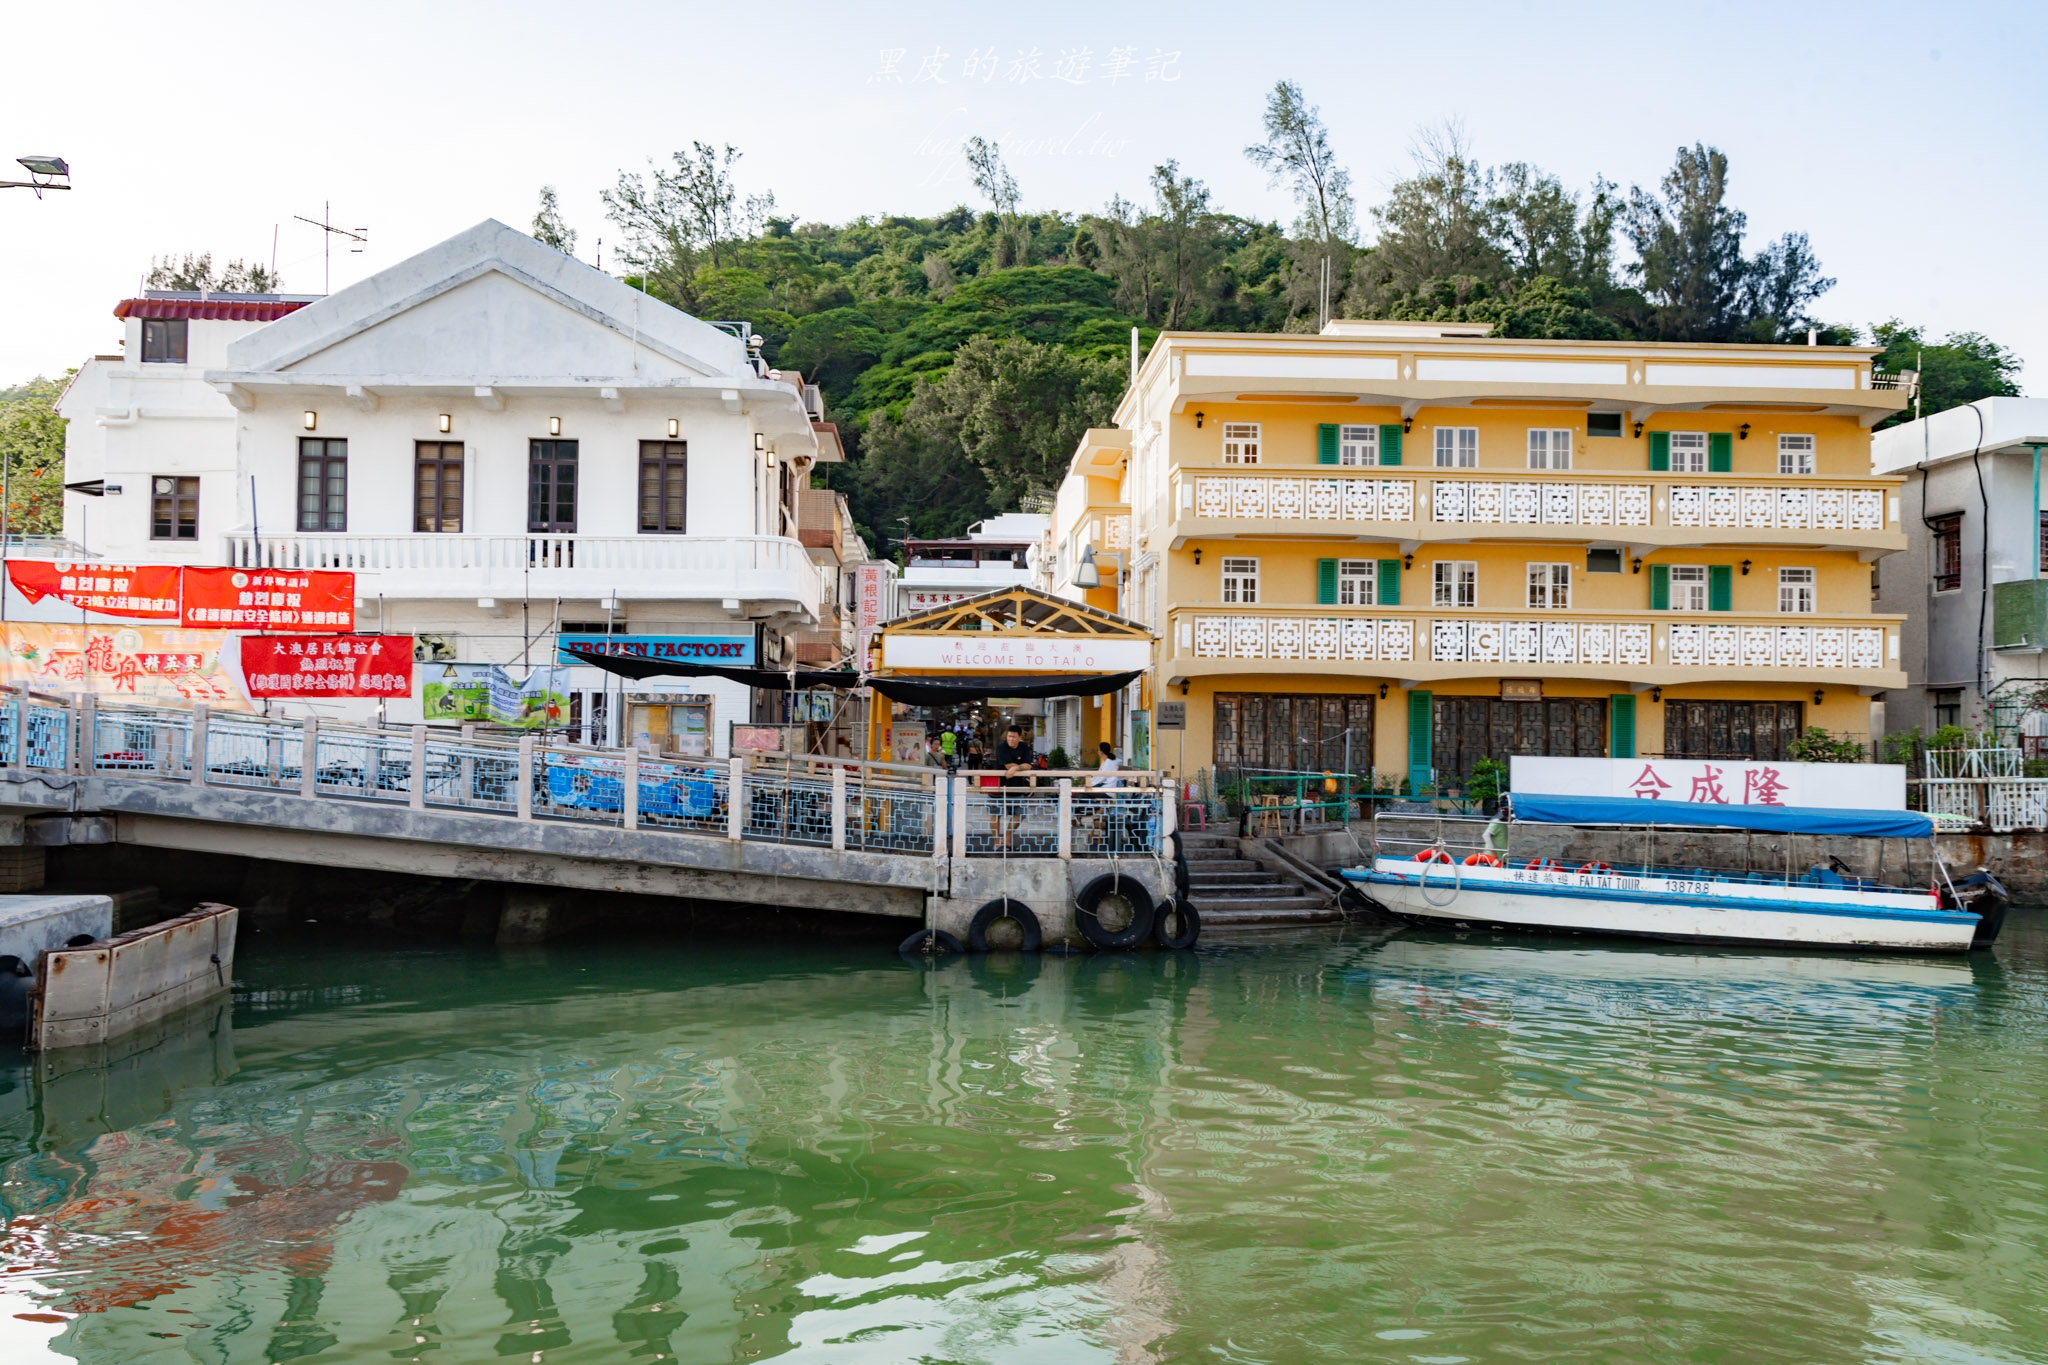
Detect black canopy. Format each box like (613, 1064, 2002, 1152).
(561, 648, 1141, 703)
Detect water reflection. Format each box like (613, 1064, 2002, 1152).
(0, 920, 2040, 1362)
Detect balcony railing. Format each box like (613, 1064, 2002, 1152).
(221, 533, 822, 614)
(1172, 607, 1894, 672)
(1171, 467, 1894, 536)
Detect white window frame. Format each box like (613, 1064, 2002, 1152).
(1338, 424, 1378, 467)
(1669, 431, 1709, 473)
(1221, 422, 1261, 465)
(1221, 556, 1260, 604)
(1434, 426, 1478, 468)
(1527, 428, 1574, 470)
(1778, 433, 1816, 476)
(1527, 562, 1571, 609)
(1433, 560, 1477, 608)
(1670, 564, 1708, 612)
(1778, 566, 1816, 614)
(1338, 558, 1376, 606)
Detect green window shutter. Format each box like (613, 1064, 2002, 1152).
(1379, 424, 1402, 465)
(1709, 564, 1733, 611)
(1610, 695, 1636, 759)
(1407, 690, 1432, 792)
(1648, 431, 1670, 471)
(1377, 558, 1401, 606)
(1709, 432, 1733, 472)
(1316, 558, 1338, 604)
(1649, 564, 1670, 611)
(1318, 423, 1339, 464)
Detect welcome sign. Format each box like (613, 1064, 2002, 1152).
(881, 635, 1151, 672)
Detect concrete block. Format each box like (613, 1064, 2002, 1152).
(0, 893, 113, 1027)
(0, 847, 46, 893)
(25, 815, 114, 847)
(928, 858, 1172, 946)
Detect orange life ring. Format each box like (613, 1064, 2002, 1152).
(1463, 852, 1503, 868)
(1417, 848, 1455, 864)
(1526, 857, 1562, 871)
(1577, 861, 1613, 875)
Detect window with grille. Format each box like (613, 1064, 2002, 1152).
(1434, 426, 1478, 468)
(1433, 560, 1476, 608)
(1930, 513, 1961, 592)
(1221, 422, 1260, 464)
(414, 442, 463, 532)
(1778, 433, 1815, 475)
(1670, 564, 1708, 611)
(529, 439, 578, 532)
(1527, 562, 1571, 609)
(297, 438, 347, 532)
(1338, 424, 1378, 466)
(150, 475, 199, 540)
(1338, 559, 1376, 605)
(639, 441, 687, 533)
(141, 318, 187, 363)
(1778, 566, 1816, 614)
(1221, 556, 1259, 604)
(1527, 428, 1574, 469)
(1669, 431, 1709, 472)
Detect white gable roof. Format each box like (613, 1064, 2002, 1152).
(218, 219, 748, 383)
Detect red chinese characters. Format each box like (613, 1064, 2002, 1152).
(6, 561, 182, 619)
(182, 568, 354, 632)
(237, 635, 412, 698)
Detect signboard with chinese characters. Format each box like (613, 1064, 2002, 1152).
(7, 562, 181, 620)
(1156, 700, 1186, 730)
(881, 635, 1152, 673)
(903, 589, 980, 614)
(238, 635, 413, 698)
(421, 664, 570, 727)
(1510, 756, 1906, 811)
(0, 623, 247, 708)
(180, 568, 355, 631)
(555, 633, 755, 667)
(855, 564, 890, 631)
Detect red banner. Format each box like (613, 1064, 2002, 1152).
(6, 561, 182, 619)
(181, 568, 354, 632)
(238, 635, 412, 698)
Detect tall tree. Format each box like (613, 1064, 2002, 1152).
(602, 142, 777, 306)
(0, 375, 68, 536)
(1356, 124, 1506, 312)
(531, 185, 578, 254)
(1147, 161, 1220, 330)
(964, 136, 1028, 267)
(145, 252, 280, 294)
(1245, 79, 1355, 326)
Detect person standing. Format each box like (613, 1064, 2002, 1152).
(939, 727, 958, 773)
(993, 724, 1034, 849)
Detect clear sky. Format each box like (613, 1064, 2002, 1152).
(4, 0, 2041, 385)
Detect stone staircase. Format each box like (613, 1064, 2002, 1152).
(1178, 831, 1341, 927)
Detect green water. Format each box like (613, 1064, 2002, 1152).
(3, 915, 2046, 1364)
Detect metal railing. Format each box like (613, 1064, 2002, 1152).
(1911, 747, 2048, 832)
(0, 694, 1171, 862)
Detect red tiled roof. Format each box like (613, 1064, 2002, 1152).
(113, 298, 310, 322)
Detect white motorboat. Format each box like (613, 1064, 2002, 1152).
(1340, 793, 2008, 954)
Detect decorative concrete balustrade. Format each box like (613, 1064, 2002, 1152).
(0, 694, 1164, 861)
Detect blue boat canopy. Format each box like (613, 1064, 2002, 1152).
(1507, 792, 1935, 839)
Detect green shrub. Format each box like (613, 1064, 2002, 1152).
(1787, 727, 1866, 763)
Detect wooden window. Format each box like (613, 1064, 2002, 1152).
(1432, 696, 1609, 785)
(141, 318, 188, 363)
(1527, 428, 1573, 469)
(149, 475, 199, 540)
(297, 437, 347, 532)
(639, 440, 687, 533)
(529, 439, 578, 532)
(1221, 556, 1259, 604)
(1668, 431, 1709, 472)
(1664, 699, 1803, 761)
(1778, 566, 1815, 614)
(1931, 512, 1961, 592)
(1213, 692, 1374, 774)
(1433, 560, 1476, 608)
(1338, 424, 1378, 466)
(1668, 564, 1708, 611)
(1433, 426, 1478, 468)
(1778, 433, 1816, 475)
(413, 442, 464, 532)
(1527, 562, 1571, 609)
(1932, 690, 1962, 729)
(1221, 422, 1260, 464)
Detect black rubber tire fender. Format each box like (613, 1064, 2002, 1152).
(967, 898, 1042, 953)
(898, 928, 965, 958)
(1074, 874, 1155, 950)
(1152, 897, 1200, 950)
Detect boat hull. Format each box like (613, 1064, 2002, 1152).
(1347, 863, 1980, 953)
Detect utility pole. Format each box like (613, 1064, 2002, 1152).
(294, 201, 368, 293)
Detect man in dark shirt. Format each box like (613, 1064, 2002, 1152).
(993, 726, 1032, 788)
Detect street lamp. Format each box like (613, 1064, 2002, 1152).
(2, 156, 72, 197)
(1074, 546, 1101, 589)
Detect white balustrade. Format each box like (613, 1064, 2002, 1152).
(1668, 485, 1884, 531)
(1190, 474, 1416, 523)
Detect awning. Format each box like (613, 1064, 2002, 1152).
(113, 297, 310, 322)
(560, 648, 1141, 703)
(1508, 792, 1935, 839)
(561, 649, 855, 690)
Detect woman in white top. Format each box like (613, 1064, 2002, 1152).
(1092, 741, 1123, 788)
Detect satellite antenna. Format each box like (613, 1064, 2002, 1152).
(293, 200, 369, 293)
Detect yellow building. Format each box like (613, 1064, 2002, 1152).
(1049, 320, 1912, 794)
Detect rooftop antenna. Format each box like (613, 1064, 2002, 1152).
(293, 200, 369, 294)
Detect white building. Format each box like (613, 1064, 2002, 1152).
(55, 220, 834, 753)
(895, 512, 1048, 617)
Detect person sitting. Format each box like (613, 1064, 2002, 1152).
(1090, 741, 1123, 788)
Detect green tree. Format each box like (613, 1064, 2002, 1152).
(1352, 124, 1506, 314)
(1869, 322, 2023, 428)
(602, 142, 777, 308)
(964, 136, 1029, 268)
(1245, 79, 1355, 326)
(531, 185, 577, 254)
(145, 252, 280, 294)
(0, 375, 68, 536)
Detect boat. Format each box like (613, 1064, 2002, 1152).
(1340, 792, 2008, 954)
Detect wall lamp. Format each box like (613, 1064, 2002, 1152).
(549, 416, 562, 436)
(1378, 682, 1389, 699)
(1402, 416, 1414, 434)
(1180, 680, 1190, 696)
(1074, 545, 1101, 589)
(1194, 411, 1204, 429)
(1813, 689, 1825, 707)
(1650, 687, 1662, 703)
(302, 410, 317, 431)
(1740, 559, 1752, 575)
(754, 433, 765, 452)
(1631, 557, 1643, 574)
(668, 418, 680, 439)
(1738, 422, 1751, 441)
(1192, 546, 1202, 565)
(438, 413, 452, 434)
(1632, 419, 1645, 438)
(1402, 553, 1414, 570)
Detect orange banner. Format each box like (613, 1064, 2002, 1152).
(6, 561, 182, 619)
(0, 623, 248, 708)
(179, 567, 354, 632)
